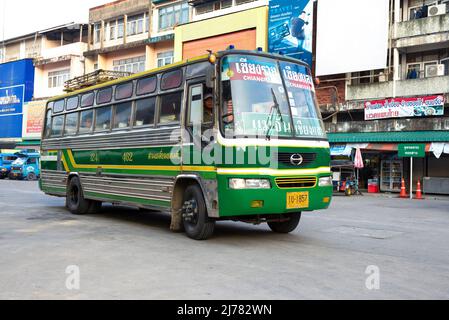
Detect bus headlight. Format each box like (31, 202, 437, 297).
(319, 177, 333, 187)
(229, 179, 271, 190)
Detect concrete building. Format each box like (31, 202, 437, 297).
(0, 23, 89, 100)
(84, 0, 191, 74)
(317, 0, 449, 194)
(174, 0, 268, 61)
(0, 23, 89, 149)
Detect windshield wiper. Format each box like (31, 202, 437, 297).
(265, 88, 284, 140)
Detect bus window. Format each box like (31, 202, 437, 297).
(53, 100, 65, 113)
(97, 87, 113, 105)
(134, 97, 156, 127)
(64, 112, 79, 136)
(79, 110, 94, 134)
(95, 106, 112, 131)
(66, 96, 79, 111)
(51, 115, 64, 136)
(159, 92, 182, 125)
(115, 82, 133, 100)
(44, 109, 52, 138)
(136, 77, 157, 95)
(161, 70, 183, 90)
(187, 85, 204, 125)
(27, 158, 37, 165)
(81, 92, 94, 108)
(113, 102, 132, 129)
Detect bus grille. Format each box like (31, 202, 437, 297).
(275, 177, 317, 189)
(276, 153, 316, 167)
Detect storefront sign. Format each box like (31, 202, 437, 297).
(365, 95, 445, 120)
(268, 0, 314, 66)
(398, 144, 426, 158)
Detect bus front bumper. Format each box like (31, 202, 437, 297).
(217, 175, 333, 218)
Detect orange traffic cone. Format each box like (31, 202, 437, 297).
(415, 180, 424, 200)
(399, 178, 408, 198)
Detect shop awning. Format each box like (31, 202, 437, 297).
(16, 140, 41, 146)
(328, 131, 449, 143)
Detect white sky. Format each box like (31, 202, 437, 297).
(0, 0, 113, 41)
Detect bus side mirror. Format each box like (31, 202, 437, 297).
(205, 66, 215, 89)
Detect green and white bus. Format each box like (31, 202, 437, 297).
(40, 49, 333, 240)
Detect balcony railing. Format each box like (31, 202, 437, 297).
(395, 12, 449, 48)
(37, 42, 88, 61)
(325, 117, 449, 134)
(346, 75, 449, 101)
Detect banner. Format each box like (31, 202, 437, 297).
(365, 95, 445, 120)
(22, 100, 47, 139)
(268, 0, 314, 66)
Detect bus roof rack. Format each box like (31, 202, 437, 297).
(64, 70, 133, 92)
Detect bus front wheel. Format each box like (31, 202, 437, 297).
(182, 185, 215, 240)
(268, 213, 302, 234)
(67, 176, 101, 215)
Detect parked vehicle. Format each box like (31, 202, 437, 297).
(9, 153, 40, 180)
(0, 153, 20, 179)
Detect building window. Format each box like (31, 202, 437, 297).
(109, 21, 116, 40)
(196, 0, 233, 15)
(159, 2, 189, 31)
(113, 56, 145, 73)
(48, 69, 70, 88)
(94, 23, 101, 44)
(127, 14, 145, 36)
(157, 51, 174, 68)
(235, 0, 256, 5)
(0, 47, 4, 63)
(441, 57, 449, 76)
(117, 19, 124, 39)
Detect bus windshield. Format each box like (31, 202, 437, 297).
(220, 54, 326, 140)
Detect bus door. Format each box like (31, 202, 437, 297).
(184, 80, 214, 169)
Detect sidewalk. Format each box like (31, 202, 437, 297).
(334, 190, 449, 201)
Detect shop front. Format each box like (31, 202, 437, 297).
(328, 131, 449, 195)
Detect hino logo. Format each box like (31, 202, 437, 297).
(290, 154, 304, 166)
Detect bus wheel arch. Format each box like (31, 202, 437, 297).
(171, 178, 198, 232)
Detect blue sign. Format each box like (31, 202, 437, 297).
(0, 85, 25, 115)
(268, 0, 314, 67)
(0, 59, 34, 139)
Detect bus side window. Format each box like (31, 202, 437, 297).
(64, 112, 79, 136)
(79, 110, 94, 134)
(187, 85, 203, 126)
(51, 115, 64, 137)
(159, 92, 182, 125)
(134, 97, 156, 127)
(113, 102, 132, 129)
(95, 106, 112, 131)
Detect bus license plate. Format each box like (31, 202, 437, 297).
(287, 192, 309, 209)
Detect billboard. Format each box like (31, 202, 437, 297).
(365, 95, 445, 121)
(316, 0, 389, 76)
(0, 59, 35, 139)
(268, 0, 314, 67)
(22, 100, 46, 139)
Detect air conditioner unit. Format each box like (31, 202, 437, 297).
(425, 64, 445, 77)
(428, 4, 446, 16)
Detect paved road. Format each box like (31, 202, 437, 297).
(0, 180, 448, 300)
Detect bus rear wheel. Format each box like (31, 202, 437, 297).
(182, 185, 215, 240)
(268, 213, 302, 234)
(67, 176, 101, 215)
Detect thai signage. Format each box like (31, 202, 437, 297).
(268, 0, 314, 66)
(365, 95, 445, 120)
(22, 100, 46, 139)
(398, 144, 426, 158)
